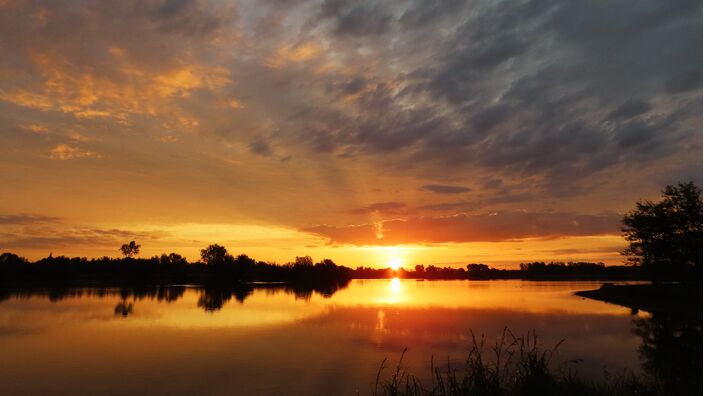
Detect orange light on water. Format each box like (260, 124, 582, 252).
(390, 277, 401, 293)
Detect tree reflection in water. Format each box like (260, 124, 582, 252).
(0, 279, 350, 313)
(632, 312, 702, 394)
(197, 284, 255, 312)
(113, 300, 133, 317)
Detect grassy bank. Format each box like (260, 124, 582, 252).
(373, 329, 659, 396)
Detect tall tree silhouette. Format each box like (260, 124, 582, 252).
(622, 182, 702, 282)
(200, 244, 230, 265)
(119, 241, 141, 258)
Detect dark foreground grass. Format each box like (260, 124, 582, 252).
(373, 328, 656, 396)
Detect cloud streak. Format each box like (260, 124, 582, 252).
(419, 184, 471, 194)
(306, 211, 622, 245)
(48, 144, 102, 160)
(0, 214, 61, 225)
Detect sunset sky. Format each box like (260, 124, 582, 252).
(1, 0, 701, 267)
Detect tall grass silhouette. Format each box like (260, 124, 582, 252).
(373, 328, 651, 396)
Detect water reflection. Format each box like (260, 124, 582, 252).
(390, 277, 401, 293)
(0, 280, 698, 395)
(0, 284, 188, 303)
(632, 312, 702, 393)
(382, 277, 403, 304)
(197, 285, 254, 311)
(0, 279, 351, 314)
(113, 300, 133, 317)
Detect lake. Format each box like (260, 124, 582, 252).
(0, 279, 664, 395)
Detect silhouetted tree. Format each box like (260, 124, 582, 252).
(159, 252, 187, 266)
(316, 258, 336, 267)
(0, 252, 27, 265)
(119, 241, 141, 258)
(294, 256, 314, 266)
(234, 254, 256, 267)
(467, 263, 489, 272)
(622, 182, 702, 282)
(200, 244, 229, 265)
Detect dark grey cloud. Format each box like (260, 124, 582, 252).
(108, 0, 225, 37)
(327, 76, 368, 96)
(320, 0, 393, 36)
(248, 139, 273, 156)
(398, 0, 466, 30)
(288, 0, 701, 196)
(419, 184, 471, 194)
(606, 99, 652, 121)
(665, 68, 702, 93)
(612, 121, 659, 148)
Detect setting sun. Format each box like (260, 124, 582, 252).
(388, 257, 403, 270)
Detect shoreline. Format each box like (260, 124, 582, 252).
(0, 276, 646, 288)
(575, 283, 703, 317)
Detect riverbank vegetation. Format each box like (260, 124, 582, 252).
(373, 326, 699, 396)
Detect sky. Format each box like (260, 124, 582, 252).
(0, 0, 701, 268)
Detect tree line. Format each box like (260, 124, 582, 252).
(0, 244, 353, 288)
(0, 246, 646, 286)
(352, 261, 644, 280)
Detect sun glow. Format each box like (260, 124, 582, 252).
(388, 257, 403, 270)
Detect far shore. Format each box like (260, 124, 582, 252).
(1, 251, 647, 288)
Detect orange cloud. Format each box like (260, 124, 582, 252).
(0, 50, 232, 129)
(20, 123, 49, 134)
(265, 42, 322, 69)
(48, 144, 102, 160)
(0, 89, 54, 111)
(305, 211, 622, 245)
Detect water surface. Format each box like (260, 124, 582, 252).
(0, 280, 653, 395)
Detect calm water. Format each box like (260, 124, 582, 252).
(0, 280, 659, 395)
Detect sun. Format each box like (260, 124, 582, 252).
(388, 257, 403, 270)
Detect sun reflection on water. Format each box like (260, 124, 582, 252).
(376, 277, 404, 304)
(390, 277, 401, 293)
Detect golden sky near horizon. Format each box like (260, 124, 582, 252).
(0, 0, 701, 267)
